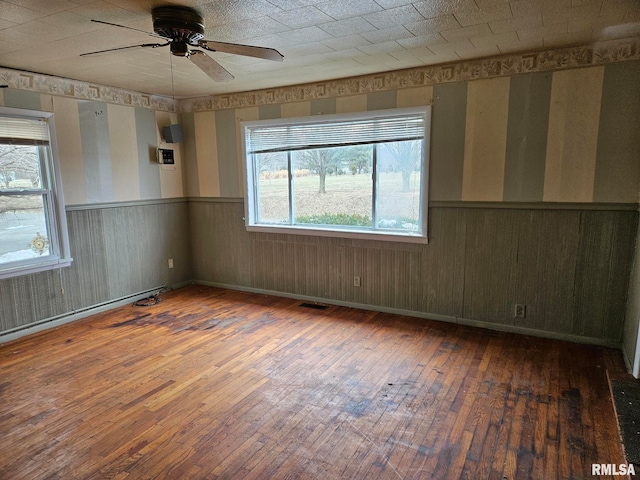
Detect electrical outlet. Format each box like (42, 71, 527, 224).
(514, 304, 526, 318)
(354, 276, 361, 287)
(168, 258, 174, 269)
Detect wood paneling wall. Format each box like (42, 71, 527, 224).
(0, 201, 192, 333)
(190, 199, 637, 344)
(624, 221, 640, 376)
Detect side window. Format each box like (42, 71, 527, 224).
(0, 108, 72, 279)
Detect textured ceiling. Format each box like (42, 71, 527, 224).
(0, 0, 639, 99)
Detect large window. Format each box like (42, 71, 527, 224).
(0, 108, 71, 280)
(242, 107, 430, 243)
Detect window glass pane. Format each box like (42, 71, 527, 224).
(244, 107, 430, 241)
(255, 152, 289, 224)
(0, 145, 42, 190)
(376, 140, 422, 232)
(0, 194, 50, 265)
(292, 146, 372, 227)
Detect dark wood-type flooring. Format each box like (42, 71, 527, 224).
(0, 286, 629, 479)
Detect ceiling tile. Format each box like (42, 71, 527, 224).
(36, 11, 103, 32)
(441, 23, 493, 42)
(423, 50, 459, 63)
(321, 34, 372, 50)
(373, 0, 414, 7)
(0, 0, 637, 98)
(360, 26, 414, 43)
(455, 43, 501, 59)
(357, 40, 406, 54)
(279, 42, 335, 57)
(474, 0, 510, 7)
(277, 25, 334, 44)
(0, 17, 16, 29)
(453, 3, 513, 27)
(497, 37, 544, 53)
(541, 0, 602, 25)
(541, 28, 601, 47)
(352, 51, 398, 65)
(69, 1, 147, 23)
(405, 15, 462, 36)
(413, 0, 478, 19)
(470, 30, 519, 48)
(3, 0, 77, 14)
(428, 38, 474, 55)
(362, 4, 424, 29)
(197, 0, 283, 27)
(323, 47, 364, 59)
(209, 16, 291, 43)
(0, 20, 80, 45)
(489, 14, 544, 34)
(517, 21, 568, 42)
(0, 36, 20, 54)
(315, 0, 383, 20)
(397, 33, 446, 48)
(238, 33, 291, 49)
(319, 17, 377, 37)
(268, 6, 333, 29)
(509, 0, 546, 18)
(264, 0, 318, 10)
(0, 0, 47, 23)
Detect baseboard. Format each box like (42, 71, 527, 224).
(622, 346, 640, 379)
(0, 283, 188, 345)
(1, 278, 623, 350)
(196, 280, 622, 349)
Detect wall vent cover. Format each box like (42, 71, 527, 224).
(299, 302, 328, 310)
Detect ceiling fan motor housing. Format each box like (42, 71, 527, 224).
(152, 6, 205, 45)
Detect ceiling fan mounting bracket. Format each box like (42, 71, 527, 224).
(152, 6, 205, 45)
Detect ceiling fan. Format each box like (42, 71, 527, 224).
(80, 5, 284, 82)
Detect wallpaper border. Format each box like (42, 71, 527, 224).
(1, 37, 637, 113)
(183, 36, 640, 112)
(0, 69, 177, 112)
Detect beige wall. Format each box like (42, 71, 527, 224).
(182, 61, 640, 204)
(1, 89, 184, 205)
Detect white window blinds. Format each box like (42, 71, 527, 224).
(245, 111, 426, 154)
(0, 116, 50, 145)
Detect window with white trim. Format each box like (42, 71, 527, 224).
(242, 106, 430, 243)
(0, 107, 72, 280)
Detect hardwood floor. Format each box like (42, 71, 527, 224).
(0, 285, 628, 479)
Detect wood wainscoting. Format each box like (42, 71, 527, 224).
(0, 286, 627, 479)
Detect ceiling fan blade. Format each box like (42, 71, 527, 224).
(199, 40, 284, 62)
(80, 43, 168, 57)
(189, 50, 234, 82)
(91, 19, 169, 39)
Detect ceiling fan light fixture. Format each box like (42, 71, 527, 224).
(170, 42, 190, 57)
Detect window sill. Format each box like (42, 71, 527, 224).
(0, 257, 73, 281)
(246, 224, 428, 244)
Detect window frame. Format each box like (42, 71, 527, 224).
(0, 107, 72, 280)
(241, 106, 431, 244)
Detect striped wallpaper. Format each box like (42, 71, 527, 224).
(0, 88, 184, 205)
(184, 60, 640, 204)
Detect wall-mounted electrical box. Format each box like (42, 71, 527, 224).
(157, 148, 175, 165)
